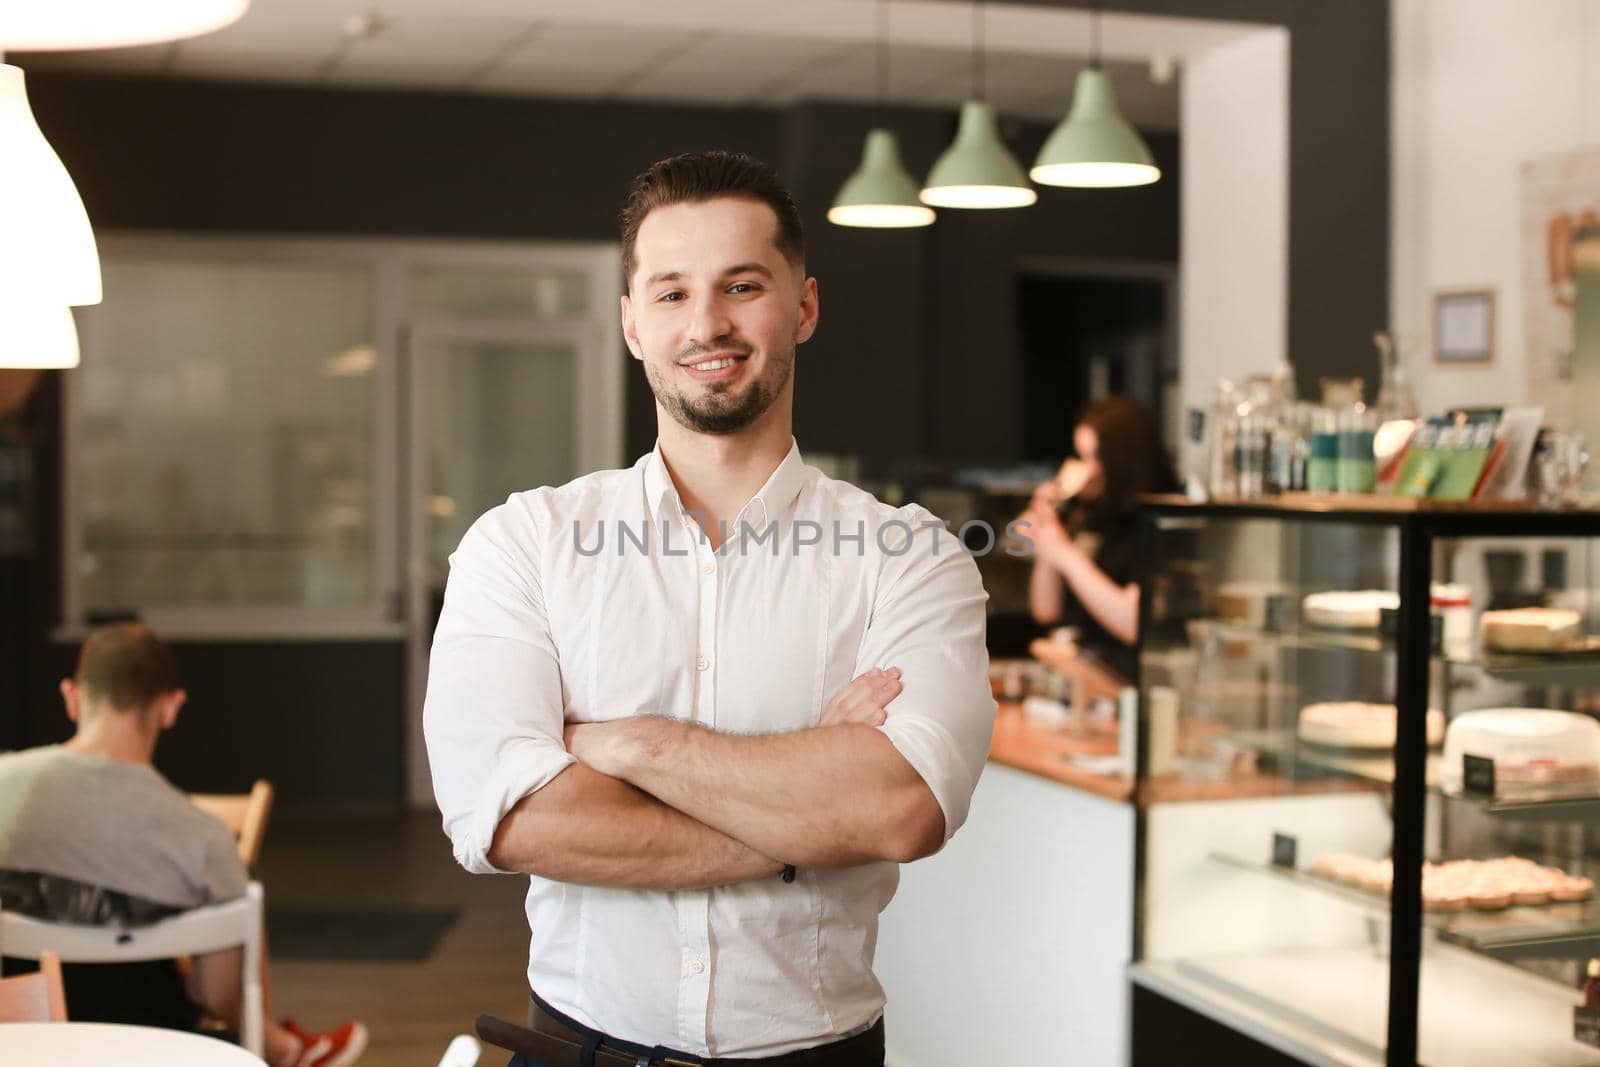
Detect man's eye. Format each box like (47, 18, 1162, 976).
(729, 282, 761, 294)
(657, 291, 684, 303)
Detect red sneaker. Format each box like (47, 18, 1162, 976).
(280, 1018, 369, 1067)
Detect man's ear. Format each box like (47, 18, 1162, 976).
(60, 679, 82, 724)
(620, 292, 643, 361)
(158, 689, 187, 731)
(795, 276, 819, 345)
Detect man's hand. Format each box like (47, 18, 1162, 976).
(564, 720, 629, 777)
(565, 667, 904, 771)
(820, 667, 902, 727)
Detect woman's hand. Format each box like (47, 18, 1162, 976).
(1015, 492, 1077, 570)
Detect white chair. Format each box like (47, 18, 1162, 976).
(437, 1034, 482, 1066)
(0, 882, 265, 1056)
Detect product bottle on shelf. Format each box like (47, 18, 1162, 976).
(1307, 407, 1339, 493)
(1235, 376, 1276, 499)
(1585, 958, 1600, 1008)
(1270, 402, 1310, 493)
(1337, 402, 1378, 494)
(1373, 330, 1420, 421)
(1207, 379, 1239, 498)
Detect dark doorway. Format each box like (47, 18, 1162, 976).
(1017, 273, 1170, 463)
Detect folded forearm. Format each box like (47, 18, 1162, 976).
(486, 761, 784, 889)
(610, 721, 942, 868)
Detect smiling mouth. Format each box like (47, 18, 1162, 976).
(680, 354, 749, 371)
(684, 355, 739, 371)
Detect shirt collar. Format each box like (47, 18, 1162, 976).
(642, 437, 808, 527)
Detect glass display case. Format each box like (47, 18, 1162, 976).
(1128, 497, 1600, 1067)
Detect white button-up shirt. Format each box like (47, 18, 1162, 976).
(424, 439, 996, 1058)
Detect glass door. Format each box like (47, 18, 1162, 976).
(404, 314, 619, 805)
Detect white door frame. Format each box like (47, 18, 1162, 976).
(402, 311, 621, 807)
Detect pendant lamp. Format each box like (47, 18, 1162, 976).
(920, 2, 1036, 209)
(0, 63, 101, 306)
(0, 302, 80, 369)
(0, 0, 249, 50)
(1031, 10, 1161, 188)
(830, 0, 934, 228)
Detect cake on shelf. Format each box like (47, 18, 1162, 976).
(1439, 709, 1600, 798)
(1479, 607, 1582, 652)
(1302, 590, 1399, 630)
(1297, 701, 1444, 750)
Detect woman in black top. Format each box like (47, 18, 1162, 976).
(1020, 395, 1179, 677)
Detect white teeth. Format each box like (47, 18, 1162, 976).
(691, 358, 735, 371)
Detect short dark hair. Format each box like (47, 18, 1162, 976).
(75, 622, 180, 713)
(620, 150, 805, 286)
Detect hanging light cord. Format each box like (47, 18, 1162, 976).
(972, 0, 986, 101)
(1090, 4, 1102, 71)
(876, 0, 889, 118)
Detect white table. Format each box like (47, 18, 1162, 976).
(0, 1022, 265, 1064)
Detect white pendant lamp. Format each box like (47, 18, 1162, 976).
(1031, 10, 1161, 189)
(0, 62, 101, 306)
(0, 303, 80, 369)
(830, 0, 935, 229)
(920, 1, 1036, 210)
(0, 0, 249, 51)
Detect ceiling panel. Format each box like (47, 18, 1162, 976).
(11, 1, 1209, 129)
(11, 45, 170, 75)
(171, 45, 329, 83)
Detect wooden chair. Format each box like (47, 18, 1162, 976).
(190, 779, 275, 868)
(0, 948, 67, 1022)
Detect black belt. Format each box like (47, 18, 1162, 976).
(475, 991, 885, 1067)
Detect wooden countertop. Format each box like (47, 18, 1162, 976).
(985, 701, 1387, 806)
(986, 701, 1133, 802)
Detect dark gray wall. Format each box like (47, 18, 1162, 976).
(1014, 0, 1393, 397)
(8, 0, 1391, 802)
(10, 75, 1179, 801)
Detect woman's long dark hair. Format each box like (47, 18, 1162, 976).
(1075, 395, 1179, 532)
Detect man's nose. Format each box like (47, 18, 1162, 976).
(688, 292, 734, 346)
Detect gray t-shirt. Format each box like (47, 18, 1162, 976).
(0, 746, 247, 912)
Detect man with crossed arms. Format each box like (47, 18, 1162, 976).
(424, 151, 996, 1067)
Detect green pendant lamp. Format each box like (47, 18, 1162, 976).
(921, 1, 1036, 209)
(1031, 9, 1161, 189)
(830, 0, 935, 228)
(829, 129, 936, 227)
(921, 100, 1037, 209)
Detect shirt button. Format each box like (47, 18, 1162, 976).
(700, 561, 715, 576)
(696, 656, 710, 671)
(688, 958, 706, 975)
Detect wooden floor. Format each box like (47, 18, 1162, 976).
(257, 807, 529, 1067)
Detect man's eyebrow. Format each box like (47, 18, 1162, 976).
(644, 264, 774, 287)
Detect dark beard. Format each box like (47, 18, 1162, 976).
(646, 347, 794, 435)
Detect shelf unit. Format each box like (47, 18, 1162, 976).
(1131, 499, 1600, 1067)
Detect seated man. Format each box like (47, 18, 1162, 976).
(0, 622, 366, 1067)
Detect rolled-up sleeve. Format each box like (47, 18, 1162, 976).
(423, 499, 576, 874)
(858, 511, 997, 845)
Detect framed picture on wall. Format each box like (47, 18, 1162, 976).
(1433, 288, 1496, 363)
